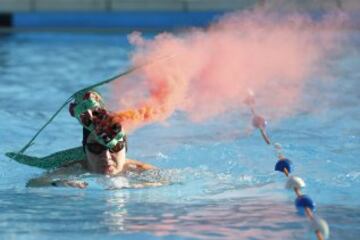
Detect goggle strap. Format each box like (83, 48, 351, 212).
(94, 131, 126, 149)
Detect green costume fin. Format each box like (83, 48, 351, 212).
(5, 147, 85, 170)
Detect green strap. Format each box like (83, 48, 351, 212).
(78, 66, 137, 93)
(6, 147, 85, 170)
(19, 97, 73, 153)
(95, 131, 126, 148)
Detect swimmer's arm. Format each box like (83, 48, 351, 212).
(125, 159, 157, 172)
(26, 165, 88, 189)
(26, 177, 88, 189)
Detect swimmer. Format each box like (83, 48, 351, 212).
(26, 128, 156, 189)
(25, 90, 156, 189)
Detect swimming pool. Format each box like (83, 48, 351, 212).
(0, 31, 359, 240)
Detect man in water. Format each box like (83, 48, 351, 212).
(25, 90, 156, 189)
(26, 129, 155, 189)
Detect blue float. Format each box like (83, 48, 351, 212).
(295, 195, 316, 214)
(274, 159, 292, 174)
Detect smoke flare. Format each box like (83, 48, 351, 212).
(111, 10, 345, 132)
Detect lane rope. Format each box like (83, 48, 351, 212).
(244, 89, 330, 240)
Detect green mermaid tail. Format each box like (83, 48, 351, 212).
(5, 147, 85, 169)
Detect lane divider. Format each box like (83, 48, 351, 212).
(244, 90, 330, 240)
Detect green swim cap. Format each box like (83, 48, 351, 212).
(69, 90, 125, 148)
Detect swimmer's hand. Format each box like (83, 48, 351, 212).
(51, 180, 88, 189)
(26, 178, 88, 189)
(125, 159, 157, 172)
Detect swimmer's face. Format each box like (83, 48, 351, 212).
(85, 133, 126, 176)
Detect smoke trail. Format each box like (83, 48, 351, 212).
(111, 10, 345, 132)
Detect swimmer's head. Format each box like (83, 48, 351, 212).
(70, 90, 128, 175)
(84, 131, 127, 175)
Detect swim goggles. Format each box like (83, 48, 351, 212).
(86, 140, 126, 154)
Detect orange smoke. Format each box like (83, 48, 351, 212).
(113, 105, 168, 131)
(111, 10, 345, 132)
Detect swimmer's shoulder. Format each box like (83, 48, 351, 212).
(125, 159, 157, 172)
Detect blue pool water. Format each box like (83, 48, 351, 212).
(0, 32, 359, 240)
